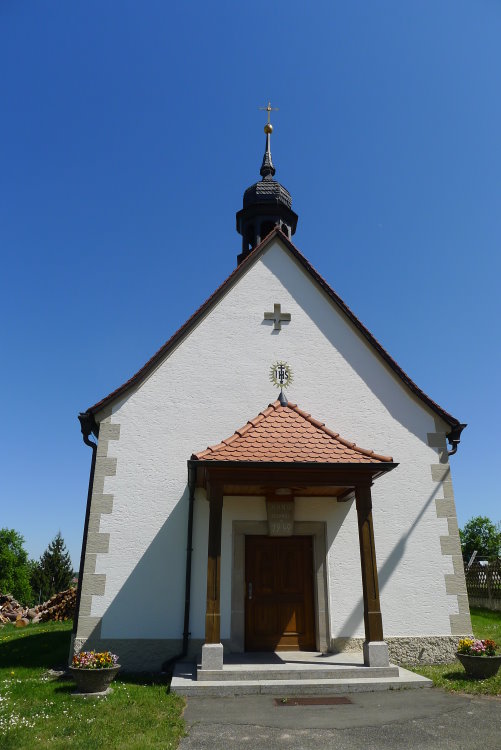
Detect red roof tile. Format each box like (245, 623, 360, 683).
(192, 401, 393, 464)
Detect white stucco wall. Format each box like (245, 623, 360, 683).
(92, 237, 457, 642)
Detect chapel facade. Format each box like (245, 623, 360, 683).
(73, 114, 471, 672)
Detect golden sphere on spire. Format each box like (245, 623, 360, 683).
(264, 122, 273, 134)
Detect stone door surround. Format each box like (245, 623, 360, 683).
(230, 520, 329, 653)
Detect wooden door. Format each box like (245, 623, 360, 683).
(245, 535, 316, 651)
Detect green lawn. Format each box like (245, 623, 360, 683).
(0, 621, 185, 749)
(410, 607, 501, 696)
(1, 608, 499, 746)
(469, 606, 501, 642)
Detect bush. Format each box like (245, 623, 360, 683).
(460, 516, 501, 561)
(0, 528, 33, 604)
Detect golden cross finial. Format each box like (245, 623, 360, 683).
(259, 101, 278, 124)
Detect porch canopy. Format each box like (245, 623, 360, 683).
(189, 400, 397, 666)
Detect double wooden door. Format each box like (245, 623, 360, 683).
(245, 535, 316, 651)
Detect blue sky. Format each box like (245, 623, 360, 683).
(1, 1, 500, 567)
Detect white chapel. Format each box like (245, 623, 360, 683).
(73, 110, 470, 683)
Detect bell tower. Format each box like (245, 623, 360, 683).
(236, 103, 298, 265)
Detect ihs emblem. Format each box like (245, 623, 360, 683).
(269, 361, 293, 390)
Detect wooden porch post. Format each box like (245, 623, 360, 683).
(205, 483, 223, 645)
(355, 483, 385, 651)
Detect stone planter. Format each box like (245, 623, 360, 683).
(455, 653, 501, 679)
(69, 665, 120, 694)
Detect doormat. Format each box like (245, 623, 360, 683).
(274, 696, 353, 706)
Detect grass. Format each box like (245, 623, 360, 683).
(410, 607, 501, 696)
(469, 606, 501, 642)
(1, 607, 499, 745)
(0, 620, 185, 749)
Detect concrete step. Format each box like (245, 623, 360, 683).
(171, 665, 432, 696)
(197, 664, 400, 681)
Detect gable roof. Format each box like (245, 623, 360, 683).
(192, 400, 393, 464)
(85, 228, 463, 438)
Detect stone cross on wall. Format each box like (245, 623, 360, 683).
(264, 303, 291, 331)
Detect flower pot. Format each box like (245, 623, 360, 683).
(69, 665, 120, 694)
(456, 653, 501, 679)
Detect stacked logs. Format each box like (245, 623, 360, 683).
(0, 594, 27, 625)
(0, 588, 77, 627)
(39, 588, 77, 622)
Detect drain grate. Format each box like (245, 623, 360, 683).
(274, 696, 353, 706)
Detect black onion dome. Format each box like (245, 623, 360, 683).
(243, 179, 293, 209)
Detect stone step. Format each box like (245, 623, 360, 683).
(171, 667, 432, 697)
(197, 664, 400, 681)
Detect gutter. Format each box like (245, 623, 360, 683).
(161, 463, 196, 672)
(73, 412, 99, 636)
(447, 423, 467, 456)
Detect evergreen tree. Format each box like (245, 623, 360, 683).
(31, 532, 73, 602)
(0, 528, 33, 603)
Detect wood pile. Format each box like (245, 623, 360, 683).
(0, 588, 77, 627)
(39, 588, 77, 622)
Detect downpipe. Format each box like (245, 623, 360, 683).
(447, 423, 467, 457)
(162, 466, 196, 673)
(73, 412, 99, 637)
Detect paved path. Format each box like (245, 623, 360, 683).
(180, 689, 501, 749)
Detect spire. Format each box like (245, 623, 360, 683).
(259, 101, 278, 179)
(235, 102, 298, 265)
(260, 127, 276, 179)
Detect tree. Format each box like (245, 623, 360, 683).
(31, 532, 73, 602)
(0, 528, 33, 603)
(460, 516, 501, 561)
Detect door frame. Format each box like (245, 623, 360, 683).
(230, 521, 330, 653)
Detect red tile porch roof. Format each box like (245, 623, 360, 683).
(192, 400, 393, 464)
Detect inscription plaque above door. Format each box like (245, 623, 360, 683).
(266, 498, 294, 536)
